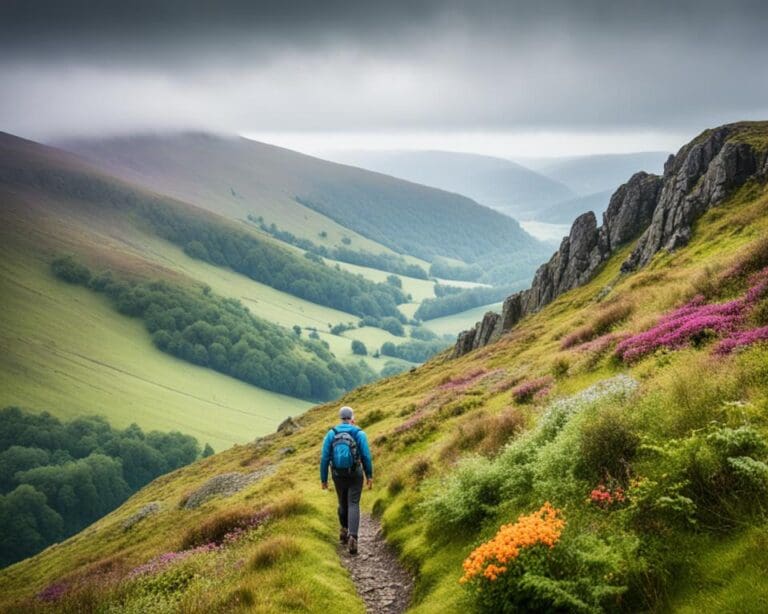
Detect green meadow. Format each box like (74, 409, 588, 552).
(0, 247, 310, 451)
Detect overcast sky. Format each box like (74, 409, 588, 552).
(1, 1, 766, 157)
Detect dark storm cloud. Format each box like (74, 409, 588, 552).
(1, 0, 767, 139)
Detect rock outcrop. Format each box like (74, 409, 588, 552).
(623, 125, 768, 271)
(453, 121, 768, 358)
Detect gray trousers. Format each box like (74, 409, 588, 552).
(332, 469, 364, 537)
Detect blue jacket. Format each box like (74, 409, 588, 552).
(320, 423, 373, 483)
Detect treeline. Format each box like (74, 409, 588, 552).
(249, 217, 429, 280)
(0, 407, 203, 568)
(380, 338, 450, 363)
(52, 257, 375, 401)
(294, 186, 544, 266)
(3, 163, 406, 321)
(414, 285, 515, 320)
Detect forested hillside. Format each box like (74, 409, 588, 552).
(60, 134, 549, 282)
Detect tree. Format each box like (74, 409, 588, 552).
(351, 340, 368, 356)
(202, 443, 215, 458)
(292, 325, 302, 336)
(386, 274, 402, 288)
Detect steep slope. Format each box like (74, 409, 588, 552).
(59, 134, 548, 271)
(327, 149, 575, 219)
(0, 132, 421, 446)
(456, 123, 768, 356)
(527, 151, 669, 195)
(2, 122, 767, 613)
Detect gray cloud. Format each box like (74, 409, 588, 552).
(1, 1, 767, 140)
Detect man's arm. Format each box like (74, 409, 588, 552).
(357, 430, 374, 485)
(320, 431, 332, 485)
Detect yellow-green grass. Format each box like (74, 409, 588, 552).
(0, 248, 310, 452)
(3, 182, 767, 611)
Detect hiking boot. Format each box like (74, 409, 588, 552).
(339, 527, 349, 544)
(348, 535, 358, 555)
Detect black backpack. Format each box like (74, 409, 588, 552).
(330, 427, 361, 476)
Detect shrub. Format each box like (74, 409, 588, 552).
(351, 340, 367, 355)
(576, 407, 639, 482)
(460, 504, 627, 612)
(357, 409, 385, 428)
(423, 456, 505, 531)
(511, 376, 554, 403)
(250, 536, 301, 569)
(180, 508, 269, 549)
(51, 255, 92, 285)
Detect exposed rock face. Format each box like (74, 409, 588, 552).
(184, 467, 276, 509)
(453, 122, 768, 358)
(623, 126, 768, 271)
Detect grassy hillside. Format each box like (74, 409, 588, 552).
(59, 134, 549, 275)
(0, 133, 471, 451)
(3, 130, 767, 611)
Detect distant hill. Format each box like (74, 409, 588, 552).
(327, 149, 575, 219)
(58, 134, 547, 271)
(535, 189, 613, 224)
(524, 151, 669, 195)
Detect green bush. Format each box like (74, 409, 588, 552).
(576, 407, 639, 482)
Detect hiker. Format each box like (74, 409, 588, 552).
(320, 406, 373, 555)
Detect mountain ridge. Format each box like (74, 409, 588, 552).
(454, 121, 768, 357)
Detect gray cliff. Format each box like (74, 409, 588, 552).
(453, 122, 768, 358)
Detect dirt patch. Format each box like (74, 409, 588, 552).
(339, 513, 413, 614)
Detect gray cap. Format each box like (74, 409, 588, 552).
(339, 406, 354, 420)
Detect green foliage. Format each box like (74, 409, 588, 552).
(0, 407, 200, 568)
(99, 189, 408, 319)
(330, 322, 353, 335)
(415, 285, 514, 320)
(50, 255, 91, 285)
(386, 274, 402, 288)
(410, 326, 439, 341)
(576, 407, 639, 482)
(423, 456, 506, 530)
(429, 258, 483, 281)
(380, 361, 409, 378)
(351, 340, 367, 356)
(469, 533, 630, 614)
(52, 259, 376, 401)
(295, 188, 545, 269)
(380, 339, 449, 362)
(379, 317, 405, 337)
(250, 217, 429, 279)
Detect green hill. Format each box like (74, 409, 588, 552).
(327, 149, 576, 220)
(58, 134, 549, 278)
(2, 122, 767, 612)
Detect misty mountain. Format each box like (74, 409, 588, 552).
(535, 190, 613, 224)
(58, 134, 547, 271)
(524, 151, 669, 196)
(326, 149, 575, 220)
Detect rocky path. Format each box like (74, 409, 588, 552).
(339, 513, 414, 614)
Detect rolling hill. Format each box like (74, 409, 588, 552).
(58, 134, 549, 274)
(2, 123, 766, 612)
(326, 149, 576, 220)
(525, 151, 670, 196)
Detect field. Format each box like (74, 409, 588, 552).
(0, 246, 311, 451)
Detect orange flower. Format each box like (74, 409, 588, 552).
(460, 502, 565, 583)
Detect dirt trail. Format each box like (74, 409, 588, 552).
(339, 513, 414, 614)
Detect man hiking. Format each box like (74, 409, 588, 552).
(320, 406, 373, 555)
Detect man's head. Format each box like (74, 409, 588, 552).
(339, 406, 354, 422)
